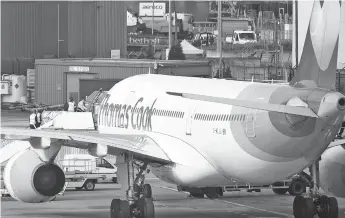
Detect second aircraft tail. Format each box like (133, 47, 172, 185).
(290, 0, 343, 90)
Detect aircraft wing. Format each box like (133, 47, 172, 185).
(0, 127, 172, 164)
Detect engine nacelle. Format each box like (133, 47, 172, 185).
(319, 145, 345, 198)
(4, 149, 65, 203)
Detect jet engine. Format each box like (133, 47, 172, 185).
(319, 144, 345, 198)
(4, 149, 65, 203)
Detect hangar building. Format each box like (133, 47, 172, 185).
(34, 59, 212, 105)
(1, 1, 127, 74)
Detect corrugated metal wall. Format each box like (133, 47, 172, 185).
(96, 1, 127, 58)
(1, 2, 40, 73)
(95, 66, 147, 79)
(68, 2, 97, 58)
(1, 1, 69, 74)
(1, 1, 127, 73)
(35, 64, 66, 105)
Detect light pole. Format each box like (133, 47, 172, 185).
(217, 0, 223, 78)
(152, 0, 154, 35)
(168, 0, 172, 50)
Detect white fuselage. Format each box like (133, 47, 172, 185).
(96, 74, 339, 187)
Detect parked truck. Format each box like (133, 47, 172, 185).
(58, 154, 117, 193)
(225, 30, 257, 45)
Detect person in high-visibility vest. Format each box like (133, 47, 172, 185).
(77, 97, 87, 112)
(68, 97, 76, 112)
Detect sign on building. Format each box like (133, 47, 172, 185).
(128, 35, 169, 47)
(68, 66, 90, 72)
(111, 50, 120, 59)
(139, 2, 166, 17)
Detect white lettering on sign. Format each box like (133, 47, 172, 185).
(139, 2, 166, 17)
(68, 66, 90, 72)
(128, 36, 168, 46)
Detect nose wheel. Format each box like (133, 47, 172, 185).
(110, 153, 155, 218)
(292, 159, 339, 218)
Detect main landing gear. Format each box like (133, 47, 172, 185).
(110, 154, 154, 218)
(293, 158, 338, 218)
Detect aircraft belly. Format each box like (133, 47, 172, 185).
(149, 163, 233, 187)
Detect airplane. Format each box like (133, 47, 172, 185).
(1, 1, 344, 218)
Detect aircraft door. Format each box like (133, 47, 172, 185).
(245, 109, 257, 138)
(185, 108, 195, 136)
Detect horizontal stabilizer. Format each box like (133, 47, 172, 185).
(329, 139, 345, 148)
(176, 93, 318, 118)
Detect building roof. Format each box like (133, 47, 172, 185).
(35, 58, 211, 67)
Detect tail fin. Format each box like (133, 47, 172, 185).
(290, 0, 343, 90)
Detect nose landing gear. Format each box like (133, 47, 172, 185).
(292, 158, 339, 218)
(110, 153, 154, 218)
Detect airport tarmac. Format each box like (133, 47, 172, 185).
(1, 178, 345, 218)
(1, 110, 345, 218)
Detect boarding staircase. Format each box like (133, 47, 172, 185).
(84, 89, 108, 130)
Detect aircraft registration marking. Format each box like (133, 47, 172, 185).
(213, 128, 227, 135)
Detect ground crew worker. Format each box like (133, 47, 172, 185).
(77, 97, 87, 112)
(36, 109, 42, 128)
(68, 97, 75, 112)
(337, 115, 345, 138)
(29, 109, 37, 129)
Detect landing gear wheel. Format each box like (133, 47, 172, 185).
(218, 188, 223, 196)
(328, 197, 339, 218)
(205, 187, 219, 199)
(272, 188, 288, 195)
(143, 184, 152, 198)
(84, 180, 95, 191)
(190, 192, 204, 198)
(288, 180, 306, 196)
(138, 197, 155, 218)
(293, 196, 315, 218)
(134, 184, 141, 198)
(115, 155, 155, 218)
(110, 199, 130, 218)
(318, 196, 338, 218)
